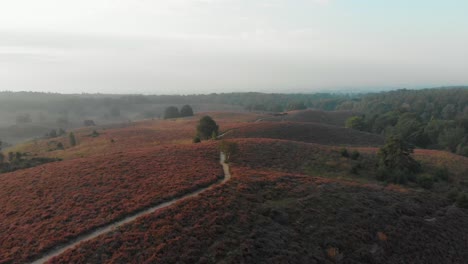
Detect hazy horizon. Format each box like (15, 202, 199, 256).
(1, 0, 467, 94)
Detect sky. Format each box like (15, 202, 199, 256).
(0, 0, 467, 94)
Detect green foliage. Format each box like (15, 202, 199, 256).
(90, 130, 100, 137)
(286, 101, 307, 111)
(193, 136, 201, 143)
(180, 105, 194, 117)
(219, 140, 239, 162)
(196, 116, 219, 140)
(417, 174, 434, 189)
(377, 137, 420, 184)
(345, 116, 366, 131)
(438, 127, 465, 152)
(340, 148, 349, 157)
(0, 152, 61, 173)
(350, 150, 360, 160)
(69, 132, 77, 146)
(434, 167, 450, 182)
(378, 137, 420, 173)
(164, 106, 180, 119)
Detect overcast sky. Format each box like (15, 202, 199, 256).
(1, 0, 467, 94)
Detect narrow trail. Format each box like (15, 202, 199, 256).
(30, 153, 231, 264)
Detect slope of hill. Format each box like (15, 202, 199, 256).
(3, 111, 468, 264)
(0, 143, 222, 263)
(50, 163, 468, 264)
(6, 113, 255, 161)
(223, 122, 384, 146)
(260, 109, 355, 126)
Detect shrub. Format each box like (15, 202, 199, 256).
(417, 174, 434, 189)
(69, 132, 77, 146)
(350, 150, 360, 160)
(219, 140, 239, 162)
(340, 148, 349, 157)
(90, 130, 100, 137)
(193, 136, 201, 143)
(434, 167, 450, 182)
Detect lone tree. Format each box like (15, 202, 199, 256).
(377, 136, 420, 182)
(196, 116, 219, 140)
(219, 140, 238, 163)
(180, 105, 194, 117)
(164, 106, 180, 119)
(69, 132, 77, 146)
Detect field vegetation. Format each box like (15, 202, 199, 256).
(0, 143, 222, 263)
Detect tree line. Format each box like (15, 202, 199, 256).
(343, 88, 468, 156)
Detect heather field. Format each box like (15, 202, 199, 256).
(260, 109, 355, 126)
(1, 109, 467, 264)
(0, 143, 222, 263)
(223, 122, 384, 146)
(7, 114, 254, 161)
(49, 165, 468, 264)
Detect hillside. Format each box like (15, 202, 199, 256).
(49, 139, 468, 264)
(1, 111, 467, 264)
(260, 109, 355, 126)
(0, 143, 222, 263)
(223, 122, 384, 146)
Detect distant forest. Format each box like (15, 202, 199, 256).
(0, 87, 466, 155)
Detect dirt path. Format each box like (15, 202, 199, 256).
(30, 153, 231, 264)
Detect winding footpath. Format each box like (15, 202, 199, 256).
(30, 152, 231, 264)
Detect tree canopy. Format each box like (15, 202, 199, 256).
(164, 106, 180, 119)
(196, 116, 219, 140)
(180, 105, 194, 117)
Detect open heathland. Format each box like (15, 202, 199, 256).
(2, 108, 467, 264)
(223, 122, 384, 146)
(0, 143, 222, 263)
(260, 109, 355, 126)
(49, 165, 468, 264)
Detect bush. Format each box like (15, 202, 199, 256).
(193, 136, 201, 143)
(434, 167, 450, 182)
(417, 174, 434, 189)
(69, 132, 77, 146)
(219, 140, 239, 162)
(90, 130, 100, 137)
(340, 148, 349, 157)
(350, 150, 360, 160)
